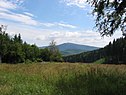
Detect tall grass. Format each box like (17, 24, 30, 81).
(0, 63, 126, 95)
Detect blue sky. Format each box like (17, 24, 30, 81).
(0, 0, 122, 47)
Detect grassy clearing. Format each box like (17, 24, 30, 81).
(93, 58, 105, 64)
(0, 63, 126, 95)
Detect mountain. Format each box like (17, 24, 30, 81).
(58, 43, 98, 51)
(40, 43, 99, 56)
(57, 43, 99, 56)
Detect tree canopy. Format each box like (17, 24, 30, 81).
(0, 25, 63, 63)
(87, 0, 126, 36)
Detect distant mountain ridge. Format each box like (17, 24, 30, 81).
(58, 43, 98, 51)
(40, 43, 99, 56)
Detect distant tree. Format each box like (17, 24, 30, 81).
(87, 0, 126, 36)
(13, 34, 23, 43)
(48, 40, 63, 62)
(18, 34, 22, 43)
(49, 40, 57, 53)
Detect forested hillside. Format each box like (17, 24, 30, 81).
(64, 37, 126, 64)
(64, 48, 104, 63)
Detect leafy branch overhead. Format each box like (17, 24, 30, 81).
(87, 0, 126, 36)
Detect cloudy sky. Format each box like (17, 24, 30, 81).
(0, 0, 122, 47)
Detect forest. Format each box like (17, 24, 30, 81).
(64, 37, 126, 64)
(0, 25, 63, 63)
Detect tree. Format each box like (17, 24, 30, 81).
(40, 48, 51, 61)
(4, 42, 25, 63)
(22, 43, 40, 62)
(0, 25, 8, 63)
(49, 40, 57, 55)
(87, 0, 126, 36)
(13, 34, 23, 43)
(48, 40, 63, 62)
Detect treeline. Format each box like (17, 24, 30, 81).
(0, 25, 62, 64)
(64, 37, 126, 64)
(105, 38, 126, 64)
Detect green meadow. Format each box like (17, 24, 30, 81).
(0, 63, 126, 95)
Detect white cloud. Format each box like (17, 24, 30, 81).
(40, 22, 77, 29)
(40, 23, 55, 27)
(23, 12, 34, 17)
(3, 21, 121, 47)
(0, 0, 25, 9)
(0, 0, 39, 26)
(0, 10, 77, 28)
(41, 30, 122, 47)
(57, 23, 77, 28)
(0, 0, 77, 28)
(0, 0, 77, 29)
(62, 0, 88, 9)
(11, 27, 119, 47)
(0, 11, 38, 25)
(0, 0, 17, 9)
(0, 7, 10, 12)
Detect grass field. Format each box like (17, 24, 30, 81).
(0, 63, 126, 95)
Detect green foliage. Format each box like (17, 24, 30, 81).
(64, 48, 104, 63)
(40, 40, 63, 62)
(87, 0, 126, 36)
(40, 48, 51, 61)
(104, 37, 126, 64)
(0, 25, 63, 64)
(0, 63, 126, 95)
(0, 32, 41, 63)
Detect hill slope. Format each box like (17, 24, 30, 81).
(58, 43, 98, 51)
(58, 43, 99, 55)
(41, 43, 99, 56)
